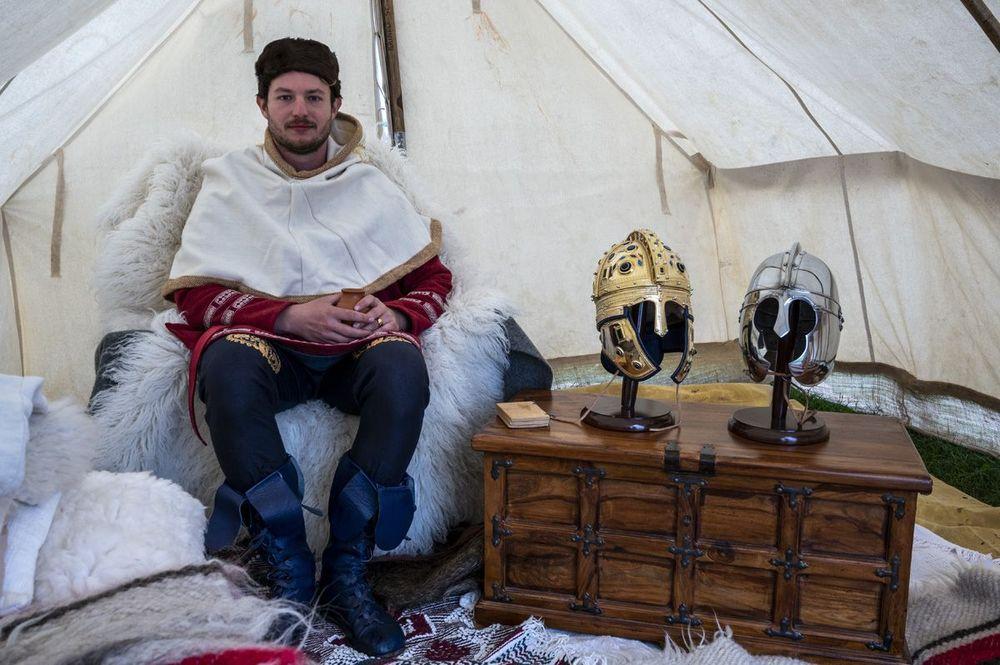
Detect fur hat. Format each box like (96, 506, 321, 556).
(255, 37, 341, 99)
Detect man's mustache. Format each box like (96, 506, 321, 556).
(285, 119, 316, 128)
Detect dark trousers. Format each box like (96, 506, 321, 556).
(197, 335, 430, 493)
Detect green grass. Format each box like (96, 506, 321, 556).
(791, 388, 1000, 507)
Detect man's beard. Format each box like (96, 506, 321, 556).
(269, 116, 333, 155)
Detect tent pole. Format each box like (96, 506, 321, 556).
(371, 0, 406, 152)
(960, 0, 1000, 53)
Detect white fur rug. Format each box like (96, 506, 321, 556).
(90, 132, 513, 555)
(33, 470, 207, 609)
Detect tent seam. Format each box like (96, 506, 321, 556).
(838, 157, 876, 363)
(702, 174, 729, 337)
(0, 75, 14, 99)
(243, 0, 254, 53)
(533, 0, 707, 171)
(696, 0, 877, 361)
(1, 208, 25, 373)
(694, 0, 842, 156)
(51, 149, 65, 278)
(653, 125, 671, 215)
(0, 0, 204, 210)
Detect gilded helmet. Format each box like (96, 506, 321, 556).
(592, 229, 695, 382)
(738, 242, 844, 386)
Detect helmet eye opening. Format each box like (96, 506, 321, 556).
(753, 297, 779, 332)
(789, 298, 818, 336)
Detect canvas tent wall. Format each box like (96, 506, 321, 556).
(1, 0, 998, 456)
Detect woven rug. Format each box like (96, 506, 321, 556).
(291, 525, 1000, 665)
(300, 595, 565, 664)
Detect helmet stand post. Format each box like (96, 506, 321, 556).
(582, 376, 675, 433)
(729, 299, 829, 445)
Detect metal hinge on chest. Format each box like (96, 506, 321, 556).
(573, 465, 605, 488)
(569, 593, 602, 615)
(668, 535, 705, 568)
(765, 616, 804, 641)
(670, 473, 708, 497)
(570, 524, 604, 556)
(666, 603, 701, 627)
(769, 547, 808, 580)
(875, 554, 901, 591)
(774, 483, 813, 509)
(491, 581, 511, 603)
(491, 514, 512, 547)
(867, 631, 894, 652)
(490, 458, 513, 480)
(882, 493, 906, 519)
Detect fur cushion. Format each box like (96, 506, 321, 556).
(90, 133, 513, 555)
(33, 471, 207, 608)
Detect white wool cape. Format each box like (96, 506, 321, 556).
(166, 120, 438, 299)
(91, 130, 512, 555)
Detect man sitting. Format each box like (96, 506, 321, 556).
(162, 37, 451, 657)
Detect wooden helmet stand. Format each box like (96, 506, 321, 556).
(582, 376, 674, 433)
(728, 299, 828, 445)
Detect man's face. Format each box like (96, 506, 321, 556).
(257, 71, 342, 155)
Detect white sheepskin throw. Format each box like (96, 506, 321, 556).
(15, 398, 97, 507)
(33, 471, 207, 608)
(91, 132, 512, 555)
(1, 397, 98, 614)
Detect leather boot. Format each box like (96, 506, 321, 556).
(205, 456, 316, 603)
(316, 456, 415, 656)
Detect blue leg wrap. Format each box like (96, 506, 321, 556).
(327, 455, 415, 551)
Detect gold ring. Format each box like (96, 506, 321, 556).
(377, 317, 384, 326)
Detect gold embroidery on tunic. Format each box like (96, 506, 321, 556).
(225, 334, 281, 373)
(352, 335, 414, 359)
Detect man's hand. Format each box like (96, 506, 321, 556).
(274, 293, 377, 343)
(352, 294, 410, 333)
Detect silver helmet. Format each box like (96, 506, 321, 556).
(738, 242, 844, 386)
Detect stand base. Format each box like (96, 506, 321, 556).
(582, 396, 675, 433)
(728, 407, 829, 445)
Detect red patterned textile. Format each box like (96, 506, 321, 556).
(174, 646, 307, 665)
(919, 624, 1000, 665)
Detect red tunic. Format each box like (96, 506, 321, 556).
(165, 255, 453, 351)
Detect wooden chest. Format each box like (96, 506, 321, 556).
(473, 391, 932, 664)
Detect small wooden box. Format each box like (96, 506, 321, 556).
(472, 391, 932, 664)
